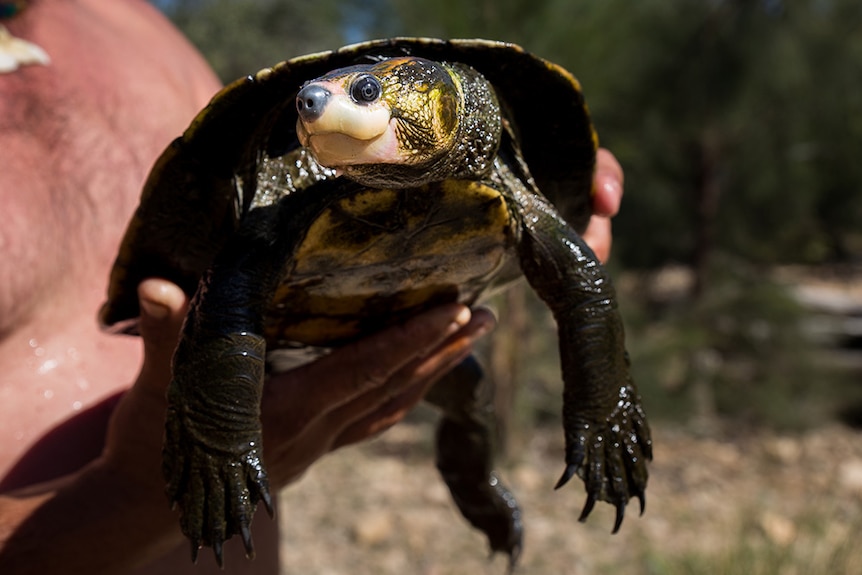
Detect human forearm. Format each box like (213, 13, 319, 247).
(0, 458, 183, 574)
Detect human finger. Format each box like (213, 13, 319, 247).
(136, 278, 188, 392)
(592, 148, 624, 218)
(582, 214, 613, 264)
(263, 304, 473, 422)
(103, 279, 188, 475)
(331, 307, 496, 447)
(583, 148, 625, 263)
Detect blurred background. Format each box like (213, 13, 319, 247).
(154, 1, 862, 573)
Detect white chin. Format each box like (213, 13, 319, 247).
(306, 129, 402, 169)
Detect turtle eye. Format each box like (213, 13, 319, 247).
(350, 75, 382, 104)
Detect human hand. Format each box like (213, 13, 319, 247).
(583, 148, 625, 263)
(259, 304, 494, 485)
(104, 279, 494, 493)
(100, 280, 190, 496)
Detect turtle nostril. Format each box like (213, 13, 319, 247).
(296, 84, 331, 121)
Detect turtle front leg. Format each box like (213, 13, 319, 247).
(164, 326, 272, 564)
(424, 356, 523, 567)
(162, 215, 285, 565)
(514, 194, 652, 532)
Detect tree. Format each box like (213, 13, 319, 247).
(161, 0, 862, 269)
(161, 0, 346, 82)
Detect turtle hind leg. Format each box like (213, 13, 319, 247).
(436, 419, 524, 566)
(424, 355, 524, 566)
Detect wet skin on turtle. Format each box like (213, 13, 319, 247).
(99, 38, 652, 568)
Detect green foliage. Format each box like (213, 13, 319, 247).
(160, 0, 862, 266)
(624, 257, 859, 431)
(367, 0, 548, 44)
(162, 0, 345, 81)
(156, 0, 862, 432)
(482, 260, 858, 433)
(586, 0, 862, 267)
(718, 0, 862, 263)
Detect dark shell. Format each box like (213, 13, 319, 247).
(100, 38, 597, 331)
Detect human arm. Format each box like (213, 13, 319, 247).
(0, 148, 623, 573)
(0, 280, 493, 574)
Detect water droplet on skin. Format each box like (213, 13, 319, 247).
(72, 401, 82, 411)
(37, 359, 58, 375)
(42, 389, 54, 399)
(28, 338, 38, 348)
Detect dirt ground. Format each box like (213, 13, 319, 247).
(275, 420, 862, 574)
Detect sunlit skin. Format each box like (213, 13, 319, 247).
(587, 148, 626, 263)
(0, 2, 623, 573)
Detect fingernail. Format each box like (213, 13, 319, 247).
(472, 316, 495, 339)
(446, 306, 473, 335)
(417, 305, 472, 357)
(140, 297, 170, 321)
(592, 174, 622, 217)
(601, 175, 622, 196)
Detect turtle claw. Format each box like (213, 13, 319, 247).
(560, 382, 652, 533)
(165, 434, 270, 562)
(611, 499, 626, 534)
(163, 401, 271, 563)
(213, 540, 224, 568)
(162, 331, 271, 562)
(577, 492, 596, 523)
(554, 463, 578, 490)
(241, 523, 255, 560)
(261, 486, 275, 518)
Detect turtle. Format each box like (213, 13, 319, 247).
(100, 37, 652, 567)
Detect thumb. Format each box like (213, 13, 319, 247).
(136, 278, 189, 390)
(582, 215, 612, 264)
(103, 279, 190, 473)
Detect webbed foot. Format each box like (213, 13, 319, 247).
(555, 379, 652, 532)
(162, 332, 271, 565)
(426, 356, 523, 565)
(437, 420, 524, 565)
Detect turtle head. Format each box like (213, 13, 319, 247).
(295, 56, 501, 187)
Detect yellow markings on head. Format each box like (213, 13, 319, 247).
(377, 60, 461, 161)
(296, 56, 465, 169)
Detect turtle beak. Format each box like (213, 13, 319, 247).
(296, 84, 331, 123)
(295, 78, 396, 168)
(295, 80, 391, 142)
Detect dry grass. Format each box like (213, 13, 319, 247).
(276, 422, 862, 574)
